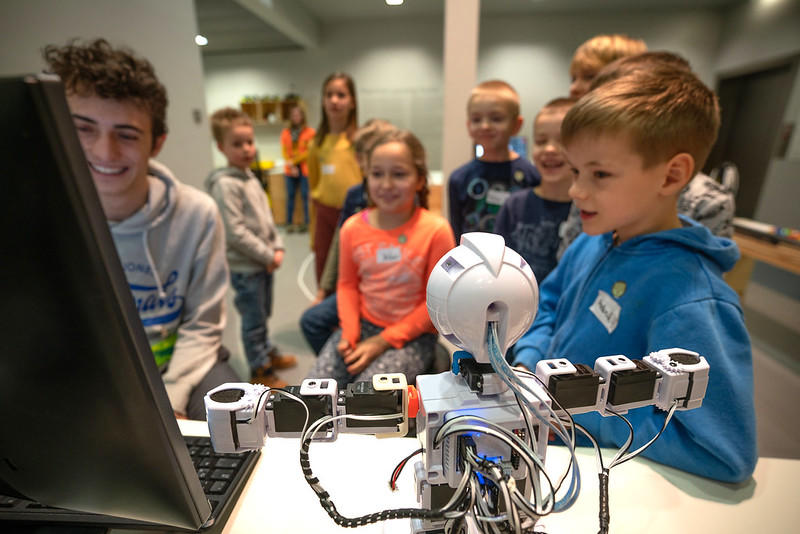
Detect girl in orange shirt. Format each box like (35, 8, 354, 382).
(306, 130, 455, 387)
(280, 104, 315, 232)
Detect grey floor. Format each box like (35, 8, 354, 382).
(223, 227, 800, 460)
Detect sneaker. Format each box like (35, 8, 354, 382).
(270, 353, 298, 369)
(250, 365, 288, 389)
(287, 224, 296, 233)
(296, 223, 308, 233)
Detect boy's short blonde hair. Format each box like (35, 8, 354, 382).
(468, 80, 520, 118)
(536, 97, 578, 122)
(562, 68, 720, 173)
(210, 107, 253, 144)
(589, 51, 691, 91)
(570, 34, 647, 76)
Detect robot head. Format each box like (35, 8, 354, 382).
(426, 232, 539, 364)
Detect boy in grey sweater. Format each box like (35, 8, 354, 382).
(44, 39, 238, 419)
(206, 108, 295, 389)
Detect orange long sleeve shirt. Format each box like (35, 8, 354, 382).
(280, 126, 315, 176)
(337, 207, 456, 348)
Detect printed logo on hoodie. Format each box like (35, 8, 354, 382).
(128, 269, 185, 366)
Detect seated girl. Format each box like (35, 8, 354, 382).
(306, 130, 455, 387)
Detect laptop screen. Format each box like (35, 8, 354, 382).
(0, 75, 212, 530)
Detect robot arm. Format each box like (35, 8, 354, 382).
(204, 232, 710, 534)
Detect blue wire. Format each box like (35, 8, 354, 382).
(485, 322, 581, 512)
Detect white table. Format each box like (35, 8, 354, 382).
(176, 420, 800, 534)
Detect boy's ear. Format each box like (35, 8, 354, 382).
(150, 134, 167, 158)
(660, 152, 694, 195)
(511, 115, 523, 136)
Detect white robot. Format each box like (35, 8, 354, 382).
(205, 233, 709, 534)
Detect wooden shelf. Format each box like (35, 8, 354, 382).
(240, 99, 303, 124)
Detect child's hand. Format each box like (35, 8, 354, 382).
(337, 338, 353, 358)
(311, 288, 329, 306)
(343, 335, 391, 376)
(267, 250, 284, 273)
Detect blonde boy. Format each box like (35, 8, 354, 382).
(513, 69, 757, 483)
(205, 108, 295, 389)
(569, 34, 647, 98)
(495, 97, 576, 282)
(559, 51, 736, 259)
(447, 80, 540, 241)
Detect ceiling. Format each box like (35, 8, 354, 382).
(195, 0, 747, 55)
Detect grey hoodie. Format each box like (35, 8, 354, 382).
(205, 167, 284, 273)
(110, 160, 228, 415)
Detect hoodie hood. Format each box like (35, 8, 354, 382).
(109, 159, 179, 299)
(606, 215, 740, 274)
(110, 159, 177, 236)
(204, 166, 249, 192)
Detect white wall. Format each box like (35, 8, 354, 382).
(203, 16, 444, 170)
(203, 8, 723, 171)
(716, 0, 800, 76)
(480, 9, 722, 134)
(0, 0, 213, 190)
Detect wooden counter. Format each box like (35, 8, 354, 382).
(726, 230, 800, 295)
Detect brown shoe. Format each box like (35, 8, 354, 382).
(269, 353, 298, 370)
(250, 365, 288, 389)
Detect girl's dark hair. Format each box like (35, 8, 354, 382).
(43, 38, 168, 146)
(314, 72, 358, 145)
(366, 129, 430, 210)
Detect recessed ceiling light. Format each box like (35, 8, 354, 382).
(195, 34, 208, 46)
(386, 0, 404, 6)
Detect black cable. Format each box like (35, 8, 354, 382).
(389, 447, 423, 490)
(514, 368, 580, 498)
(299, 434, 453, 527)
(571, 422, 605, 472)
(597, 468, 610, 534)
(611, 402, 678, 467)
(606, 408, 634, 462)
(246, 386, 298, 424)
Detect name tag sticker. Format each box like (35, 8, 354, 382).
(589, 290, 621, 334)
(486, 188, 510, 206)
(322, 163, 336, 175)
(377, 246, 402, 264)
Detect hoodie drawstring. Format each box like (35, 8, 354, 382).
(142, 229, 167, 300)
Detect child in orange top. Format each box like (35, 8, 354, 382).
(279, 104, 315, 232)
(306, 130, 456, 386)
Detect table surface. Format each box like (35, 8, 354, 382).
(733, 230, 800, 275)
(167, 420, 800, 534)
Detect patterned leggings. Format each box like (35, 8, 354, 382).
(306, 319, 437, 388)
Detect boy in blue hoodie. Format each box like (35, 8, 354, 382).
(512, 67, 757, 483)
(44, 39, 238, 420)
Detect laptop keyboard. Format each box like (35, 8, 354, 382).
(0, 435, 260, 531)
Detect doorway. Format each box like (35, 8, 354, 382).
(706, 57, 798, 218)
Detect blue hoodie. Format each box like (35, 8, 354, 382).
(513, 216, 757, 483)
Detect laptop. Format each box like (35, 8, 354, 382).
(0, 75, 258, 532)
